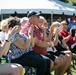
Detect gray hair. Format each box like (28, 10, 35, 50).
(20, 17, 29, 24)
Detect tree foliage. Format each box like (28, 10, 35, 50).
(59, 0, 76, 6)
(59, 0, 69, 3)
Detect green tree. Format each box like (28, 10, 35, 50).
(73, 2, 76, 6)
(59, 0, 76, 6)
(59, 0, 69, 3)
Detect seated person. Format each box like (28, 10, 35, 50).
(60, 20, 76, 54)
(40, 19, 71, 75)
(7, 17, 52, 75)
(21, 13, 71, 75)
(0, 19, 9, 42)
(0, 21, 23, 75)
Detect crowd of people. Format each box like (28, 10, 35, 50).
(0, 10, 76, 75)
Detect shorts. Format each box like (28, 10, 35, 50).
(47, 51, 65, 56)
(45, 54, 56, 62)
(55, 47, 67, 51)
(69, 44, 76, 53)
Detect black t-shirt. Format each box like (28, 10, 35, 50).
(55, 34, 66, 51)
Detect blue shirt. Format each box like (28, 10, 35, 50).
(8, 33, 33, 60)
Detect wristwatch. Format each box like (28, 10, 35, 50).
(5, 40, 9, 42)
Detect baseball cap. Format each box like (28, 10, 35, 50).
(27, 11, 41, 18)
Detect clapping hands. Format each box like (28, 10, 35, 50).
(5, 26, 18, 41)
(28, 24, 34, 38)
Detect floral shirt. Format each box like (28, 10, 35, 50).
(8, 33, 33, 60)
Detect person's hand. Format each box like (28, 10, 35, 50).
(53, 27, 59, 35)
(66, 46, 70, 50)
(49, 25, 54, 33)
(41, 25, 47, 32)
(5, 26, 18, 41)
(28, 24, 34, 37)
(49, 41, 54, 50)
(69, 28, 72, 36)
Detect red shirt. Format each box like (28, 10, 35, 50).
(59, 30, 74, 46)
(21, 22, 47, 55)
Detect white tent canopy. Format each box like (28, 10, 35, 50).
(0, 0, 76, 15)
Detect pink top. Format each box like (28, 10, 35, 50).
(21, 22, 47, 55)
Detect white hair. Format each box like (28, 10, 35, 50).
(20, 17, 29, 24)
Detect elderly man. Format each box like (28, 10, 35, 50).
(21, 10, 72, 75)
(21, 11, 56, 75)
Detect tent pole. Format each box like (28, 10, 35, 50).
(1, 9, 3, 21)
(51, 11, 53, 23)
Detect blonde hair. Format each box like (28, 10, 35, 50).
(61, 20, 67, 25)
(39, 16, 47, 23)
(0, 19, 9, 31)
(52, 21, 61, 28)
(39, 16, 48, 27)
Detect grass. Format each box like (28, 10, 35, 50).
(23, 62, 76, 75)
(1, 59, 76, 75)
(51, 70, 76, 75)
(23, 66, 76, 75)
(50, 62, 76, 75)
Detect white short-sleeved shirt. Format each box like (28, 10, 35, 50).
(0, 31, 7, 41)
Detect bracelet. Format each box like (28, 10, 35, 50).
(5, 40, 9, 42)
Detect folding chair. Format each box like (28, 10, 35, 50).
(23, 66, 36, 75)
(1, 55, 36, 75)
(0, 56, 8, 63)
